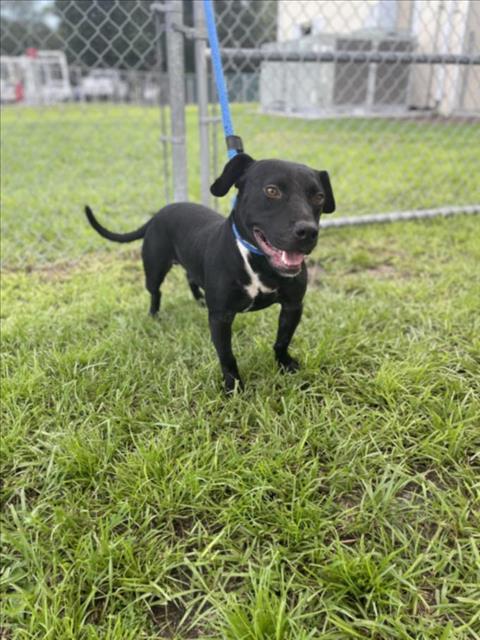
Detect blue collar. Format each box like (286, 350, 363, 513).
(231, 221, 264, 256)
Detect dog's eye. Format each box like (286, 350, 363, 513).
(264, 185, 282, 199)
(311, 192, 325, 206)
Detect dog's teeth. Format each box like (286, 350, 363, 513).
(281, 251, 287, 264)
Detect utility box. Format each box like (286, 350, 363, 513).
(260, 30, 415, 117)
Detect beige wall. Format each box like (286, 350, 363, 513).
(277, 0, 414, 41)
(409, 0, 473, 113)
(457, 0, 480, 112)
(278, 1, 380, 41)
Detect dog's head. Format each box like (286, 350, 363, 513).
(211, 153, 335, 276)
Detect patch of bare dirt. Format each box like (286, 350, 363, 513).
(150, 599, 206, 639)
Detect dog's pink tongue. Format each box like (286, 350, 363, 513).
(281, 251, 304, 267)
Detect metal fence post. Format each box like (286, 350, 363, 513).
(194, 0, 211, 207)
(165, 0, 188, 201)
(153, 6, 171, 204)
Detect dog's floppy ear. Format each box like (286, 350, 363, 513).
(318, 170, 335, 213)
(210, 153, 255, 197)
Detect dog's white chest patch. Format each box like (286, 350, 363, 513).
(236, 240, 276, 302)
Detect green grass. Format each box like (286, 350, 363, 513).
(1, 104, 479, 265)
(1, 104, 480, 639)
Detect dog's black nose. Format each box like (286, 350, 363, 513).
(293, 222, 318, 242)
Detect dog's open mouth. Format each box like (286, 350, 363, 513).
(253, 227, 304, 274)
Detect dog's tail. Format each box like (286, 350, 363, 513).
(85, 206, 150, 243)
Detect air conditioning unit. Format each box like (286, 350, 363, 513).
(260, 30, 414, 117)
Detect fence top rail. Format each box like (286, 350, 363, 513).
(320, 205, 480, 229)
(208, 48, 480, 66)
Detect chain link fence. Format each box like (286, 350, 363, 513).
(1, 0, 479, 267)
(200, 0, 480, 217)
(1, 0, 171, 266)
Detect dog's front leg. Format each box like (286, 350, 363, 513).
(208, 311, 243, 392)
(274, 304, 303, 372)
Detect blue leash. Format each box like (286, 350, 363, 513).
(203, 0, 242, 159)
(203, 0, 264, 256)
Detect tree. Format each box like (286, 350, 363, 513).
(1, 0, 62, 55)
(213, 0, 276, 50)
(2, 0, 277, 71)
(183, 0, 277, 73)
(53, 0, 158, 70)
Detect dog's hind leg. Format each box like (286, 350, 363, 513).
(148, 286, 162, 316)
(187, 276, 205, 306)
(145, 264, 172, 316)
(142, 240, 173, 317)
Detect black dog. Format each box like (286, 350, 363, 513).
(85, 153, 335, 391)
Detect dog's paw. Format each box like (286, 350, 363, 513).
(224, 374, 244, 394)
(278, 355, 300, 373)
